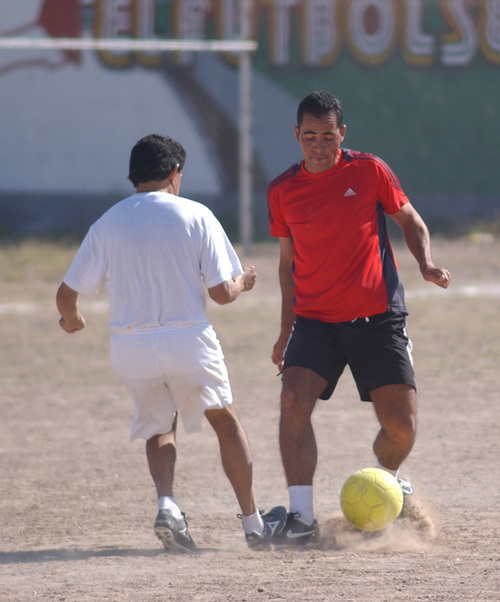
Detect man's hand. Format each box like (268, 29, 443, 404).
(59, 314, 86, 333)
(271, 334, 289, 373)
(421, 265, 451, 289)
(240, 265, 257, 292)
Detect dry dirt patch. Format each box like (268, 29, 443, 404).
(0, 239, 499, 601)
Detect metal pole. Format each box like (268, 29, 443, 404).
(0, 37, 257, 52)
(239, 0, 252, 255)
(0, 32, 257, 253)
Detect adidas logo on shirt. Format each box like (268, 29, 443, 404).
(344, 188, 356, 197)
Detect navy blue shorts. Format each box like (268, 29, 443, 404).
(283, 312, 415, 402)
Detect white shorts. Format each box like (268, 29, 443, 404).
(110, 324, 233, 439)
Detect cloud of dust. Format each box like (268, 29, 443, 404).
(320, 494, 440, 553)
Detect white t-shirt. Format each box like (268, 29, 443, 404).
(64, 191, 243, 332)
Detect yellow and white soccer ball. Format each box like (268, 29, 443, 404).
(340, 467, 404, 531)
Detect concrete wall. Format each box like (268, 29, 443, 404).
(1, 0, 499, 240)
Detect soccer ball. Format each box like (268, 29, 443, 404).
(340, 467, 404, 531)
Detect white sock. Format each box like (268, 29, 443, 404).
(288, 485, 314, 526)
(241, 511, 264, 536)
(158, 496, 182, 518)
(376, 462, 400, 479)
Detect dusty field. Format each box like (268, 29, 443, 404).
(0, 237, 499, 601)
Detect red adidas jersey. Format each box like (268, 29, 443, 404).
(267, 149, 409, 322)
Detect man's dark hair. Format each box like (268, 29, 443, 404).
(297, 91, 344, 128)
(128, 134, 187, 186)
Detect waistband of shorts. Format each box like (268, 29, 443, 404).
(297, 310, 407, 327)
(111, 321, 210, 337)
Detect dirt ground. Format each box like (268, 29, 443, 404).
(0, 237, 499, 601)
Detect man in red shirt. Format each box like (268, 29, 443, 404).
(268, 91, 450, 548)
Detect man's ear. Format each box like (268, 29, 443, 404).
(169, 164, 180, 181)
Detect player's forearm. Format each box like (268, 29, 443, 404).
(401, 216, 434, 274)
(56, 282, 80, 319)
(278, 262, 295, 338)
(280, 303, 296, 341)
(56, 283, 86, 333)
(392, 204, 435, 274)
(209, 277, 244, 304)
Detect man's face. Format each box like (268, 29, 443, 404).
(295, 112, 346, 174)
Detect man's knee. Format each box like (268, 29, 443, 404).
(280, 387, 298, 416)
(206, 405, 240, 434)
(372, 384, 417, 443)
(280, 387, 318, 425)
(385, 412, 416, 444)
(381, 398, 416, 444)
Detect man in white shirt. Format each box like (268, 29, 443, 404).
(56, 134, 286, 552)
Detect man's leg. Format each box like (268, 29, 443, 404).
(279, 366, 326, 486)
(146, 413, 178, 498)
(274, 367, 325, 547)
(205, 404, 287, 549)
(370, 383, 417, 471)
(147, 416, 196, 551)
(205, 404, 257, 516)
